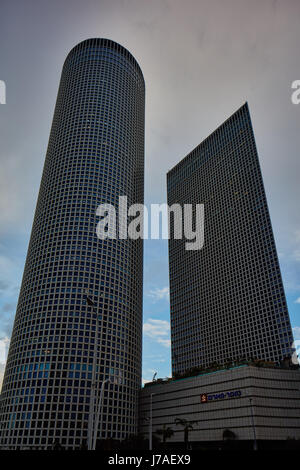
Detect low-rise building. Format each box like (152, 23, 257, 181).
(139, 365, 300, 448)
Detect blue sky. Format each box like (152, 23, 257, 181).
(1, 0, 300, 387)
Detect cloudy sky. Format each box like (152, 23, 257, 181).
(0, 0, 300, 388)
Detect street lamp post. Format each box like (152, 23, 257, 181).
(85, 290, 120, 451)
(87, 301, 100, 451)
(92, 371, 122, 450)
(92, 378, 111, 450)
(249, 397, 258, 451)
(86, 290, 103, 451)
(149, 393, 155, 451)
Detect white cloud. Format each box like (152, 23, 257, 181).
(147, 287, 169, 301)
(143, 318, 171, 348)
(0, 363, 5, 393)
(293, 327, 300, 340)
(144, 354, 166, 364)
(157, 338, 171, 347)
(295, 230, 300, 243)
(295, 298, 300, 304)
(0, 336, 10, 363)
(0, 337, 9, 393)
(292, 330, 300, 365)
(142, 378, 151, 385)
(293, 250, 300, 262)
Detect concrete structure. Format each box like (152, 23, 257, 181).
(167, 103, 294, 376)
(0, 38, 145, 449)
(139, 365, 300, 448)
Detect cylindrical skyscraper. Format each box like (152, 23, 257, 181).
(0, 39, 145, 449)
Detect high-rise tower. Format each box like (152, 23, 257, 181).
(0, 39, 145, 449)
(167, 103, 294, 377)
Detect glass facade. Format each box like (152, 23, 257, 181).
(0, 38, 145, 449)
(167, 103, 294, 376)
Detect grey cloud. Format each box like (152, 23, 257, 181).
(0, 280, 9, 292)
(0, 0, 300, 344)
(2, 302, 16, 314)
(0, 309, 15, 338)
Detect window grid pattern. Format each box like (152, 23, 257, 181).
(0, 38, 145, 449)
(167, 103, 294, 377)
